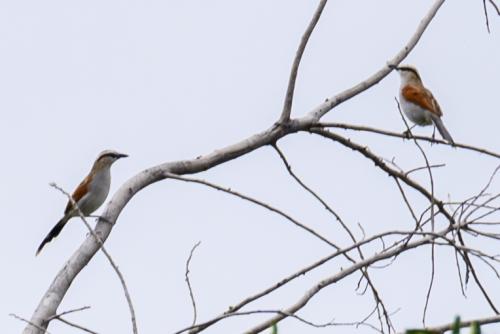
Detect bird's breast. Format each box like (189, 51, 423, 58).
(399, 93, 434, 126)
(79, 169, 111, 215)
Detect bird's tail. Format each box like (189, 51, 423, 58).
(36, 215, 70, 256)
(431, 115, 454, 144)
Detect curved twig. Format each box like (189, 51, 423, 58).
(164, 173, 339, 249)
(185, 241, 201, 327)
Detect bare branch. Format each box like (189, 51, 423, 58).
(422, 246, 436, 327)
(279, 0, 328, 123)
(22, 1, 473, 332)
(47, 306, 91, 320)
(309, 129, 499, 313)
(10, 314, 51, 334)
(483, 0, 492, 33)
(314, 122, 500, 159)
(181, 230, 415, 334)
(185, 241, 202, 327)
(53, 318, 99, 334)
(305, 0, 446, 122)
(394, 179, 421, 230)
(394, 97, 439, 326)
(454, 246, 467, 297)
(489, 0, 500, 14)
(272, 143, 393, 332)
(49, 183, 138, 334)
(164, 172, 340, 249)
(272, 143, 347, 227)
(406, 164, 446, 176)
(243, 228, 443, 333)
(180, 309, 380, 334)
(309, 129, 448, 217)
(462, 165, 500, 222)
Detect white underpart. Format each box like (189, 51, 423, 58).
(399, 90, 433, 126)
(76, 167, 111, 216)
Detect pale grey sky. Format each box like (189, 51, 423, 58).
(2, 0, 499, 333)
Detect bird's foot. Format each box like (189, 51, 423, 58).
(89, 215, 113, 225)
(431, 127, 437, 145)
(402, 129, 412, 139)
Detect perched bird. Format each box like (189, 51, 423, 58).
(36, 150, 128, 255)
(391, 64, 454, 143)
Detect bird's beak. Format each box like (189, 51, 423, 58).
(388, 64, 399, 71)
(117, 153, 128, 159)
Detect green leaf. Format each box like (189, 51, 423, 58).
(470, 322, 480, 334)
(270, 323, 278, 334)
(452, 316, 461, 334)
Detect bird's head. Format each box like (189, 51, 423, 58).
(389, 64, 422, 84)
(95, 150, 128, 167)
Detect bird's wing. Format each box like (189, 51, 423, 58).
(402, 84, 443, 117)
(64, 174, 91, 214)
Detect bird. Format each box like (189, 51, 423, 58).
(36, 150, 128, 255)
(391, 64, 454, 144)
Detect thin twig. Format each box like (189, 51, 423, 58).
(488, 0, 500, 14)
(181, 309, 380, 333)
(422, 245, 436, 327)
(454, 245, 467, 297)
(272, 143, 348, 229)
(309, 129, 446, 218)
(394, 98, 438, 325)
(406, 164, 446, 176)
(394, 98, 436, 229)
(483, 0, 491, 33)
(314, 122, 500, 159)
(10, 314, 51, 334)
(48, 306, 91, 320)
(488, 0, 500, 16)
(185, 241, 202, 327)
(462, 165, 500, 222)
(279, 0, 328, 123)
(54, 317, 99, 334)
(164, 173, 340, 250)
(469, 202, 500, 224)
(243, 227, 446, 333)
(179, 230, 418, 334)
(394, 179, 421, 230)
